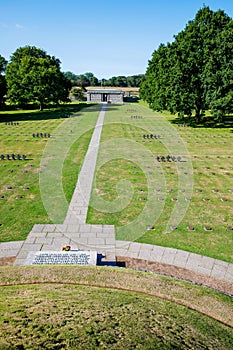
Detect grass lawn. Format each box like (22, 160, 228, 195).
(0, 103, 100, 241)
(0, 266, 232, 349)
(0, 103, 232, 349)
(87, 103, 233, 263)
(0, 102, 232, 263)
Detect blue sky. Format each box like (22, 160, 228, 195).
(1, 0, 233, 79)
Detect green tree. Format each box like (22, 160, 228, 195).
(101, 78, 107, 87)
(141, 6, 233, 123)
(171, 6, 232, 121)
(64, 71, 78, 86)
(70, 86, 85, 101)
(127, 74, 145, 87)
(64, 71, 99, 87)
(105, 76, 117, 86)
(0, 54, 7, 107)
(204, 17, 233, 121)
(6, 46, 71, 110)
(76, 74, 90, 88)
(84, 72, 99, 86)
(115, 76, 127, 87)
(140, 43, 172, 112)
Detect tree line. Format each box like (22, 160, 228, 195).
(0, 46, 144, 110)
(140, 6, 233, 123)
(64, 71, 145, 88)
(2, 6, 231, 119)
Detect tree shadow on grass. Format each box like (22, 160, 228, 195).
(0, 103, 92, 123)
(171, 114, 233, 129)
(0, 103, 120, 122)
(123, 97, 139, 103)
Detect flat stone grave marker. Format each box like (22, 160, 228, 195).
(25, 251, 97, 266)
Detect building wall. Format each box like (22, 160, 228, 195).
(109, 93, 123, 103)
(87, 92, 123, 103)
(87, 93, 102, 103)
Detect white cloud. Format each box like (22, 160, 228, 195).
(15, 23, 25, 29)
(0, 23, 26, 30)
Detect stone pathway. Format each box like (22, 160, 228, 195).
(0, 103, 232, 288)
(115, 241, 233, 283)
(0, 241, 24, 260)
(13, 104, 116, 265)
(1, 239, 232, 284)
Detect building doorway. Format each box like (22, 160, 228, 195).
(102, 93, 108, 102)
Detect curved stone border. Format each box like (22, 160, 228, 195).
(115, 241, 233, 285)
(0, 239, 232, 295)
(116, 256, 233, 296)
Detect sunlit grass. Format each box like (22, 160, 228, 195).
(0, 102, 232, 262)
(0, 266, 232, 349)
(0, 103, 98, 241)
(87, 103, 233, 262)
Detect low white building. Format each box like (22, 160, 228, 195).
(87, 89, 124, 103)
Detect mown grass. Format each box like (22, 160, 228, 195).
(0, 103, 99, 241)
(0, 102, 232, 263)
(0, 266, 232, 349)
(87, 103, 233, 262)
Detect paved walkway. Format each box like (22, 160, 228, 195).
(0, 104, 232, 287)
(13, 104, 116, 265)
(115, 241, 233, 283)
(1, 239, 232, 283)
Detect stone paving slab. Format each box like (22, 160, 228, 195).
(150, 246, 166, 261)
(173, 251, 190, 268)
(31, 224, 45, 233)
(0, 241, 24, 258)
(160, 248, 178, 265)
(45, 232, 64, 238)
(225, 265, 233, 281)
(35, 237, 54, 245)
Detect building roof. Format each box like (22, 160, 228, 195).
(87, 89, 124, 94)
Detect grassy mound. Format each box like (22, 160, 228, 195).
(0, 266, 232, 349)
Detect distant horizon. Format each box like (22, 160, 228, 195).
(1, 0, 233, 79)
(66, 72, 145, 80)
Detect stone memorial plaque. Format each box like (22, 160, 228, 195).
(25, 251, 97, 266)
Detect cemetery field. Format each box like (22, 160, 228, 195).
(88, 103, 233, 263)
(0, 103, 100, 242)
(0, 102, 232, 263)
(0, 265, 232, 349)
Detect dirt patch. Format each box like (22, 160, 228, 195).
(116, 256, 233, 296)
(0, 256, 15, 266)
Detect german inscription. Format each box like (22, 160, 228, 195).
(25, 251, 97, 266)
